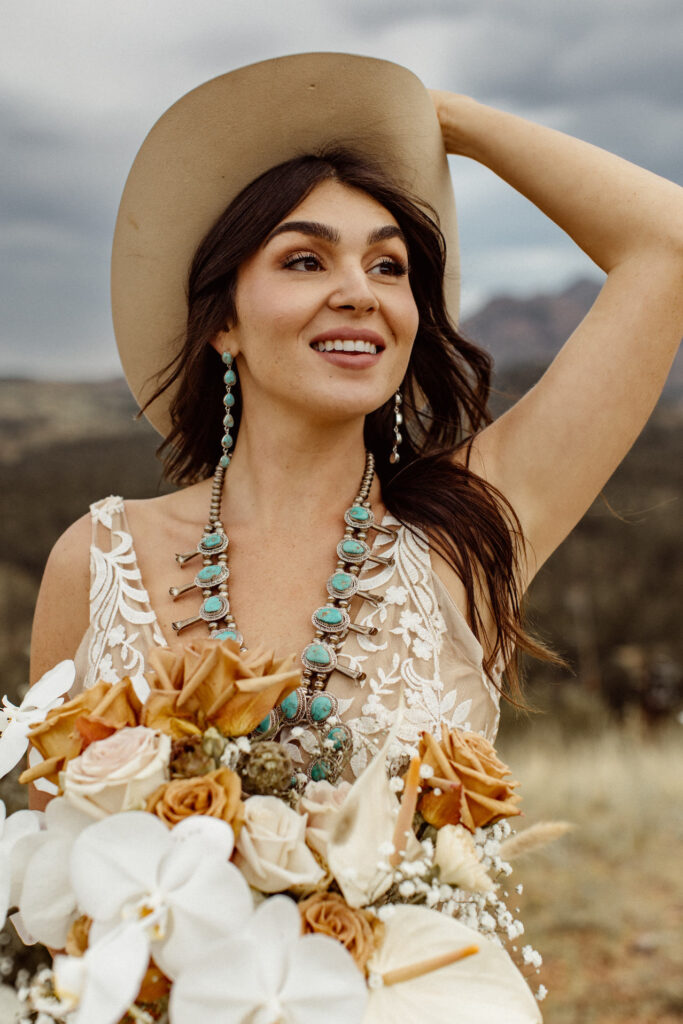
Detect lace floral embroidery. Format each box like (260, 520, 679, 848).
(339, 517, 499, 778)
(83, 496, 167, 690)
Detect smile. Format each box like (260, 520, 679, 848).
(310, 339, 379, 354)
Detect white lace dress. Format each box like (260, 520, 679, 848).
(73, 496, 502, 778)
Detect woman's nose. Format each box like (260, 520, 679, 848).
(328, 265, 379, 313)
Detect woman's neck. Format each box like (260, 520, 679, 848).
(219, 411, 382, 531)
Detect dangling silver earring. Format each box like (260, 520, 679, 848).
(219, 351, 237, 469)
(389, 390, 403, 464)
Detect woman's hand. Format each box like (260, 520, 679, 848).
(428, 89, 480, 157)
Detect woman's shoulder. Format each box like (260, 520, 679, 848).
(30, 509, 95, 686)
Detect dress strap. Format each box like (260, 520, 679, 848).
(80, 496, 166, 691)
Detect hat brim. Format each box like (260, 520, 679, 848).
(111, 52, 459, 438)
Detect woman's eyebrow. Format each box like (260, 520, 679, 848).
(264, 221, 407, 247)
(264, 221, 340, 245)
(367, 225, 407, 246)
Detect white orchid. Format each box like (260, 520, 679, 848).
(69, 812, 253, 980)
(0, 800, 43, 928)
(0, 660, 75, 778)
(52, 922, 149, 1024)
(171, 894, 368, 1024)
(17, 797, 93, 948)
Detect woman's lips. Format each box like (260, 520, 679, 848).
(312, 348, 383, 369)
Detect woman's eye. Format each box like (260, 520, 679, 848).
(282, 251, 322, 272)
(369, 257, 409, 277)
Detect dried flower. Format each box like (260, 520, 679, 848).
(434, 824, 495, 893)
(418, 726, 522, 832)
(142, 640, 301, 738)
(146, 768, 244, 834)
(169, 735, 216, 778)
(238, 741, 294, 796)
(20, 678, 142, 787)
(299, 891, 383, 972)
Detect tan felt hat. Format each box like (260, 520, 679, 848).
(111, 52, 459, 438)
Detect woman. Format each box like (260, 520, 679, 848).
(28, 53, 683, 796)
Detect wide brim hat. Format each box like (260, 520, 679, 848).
(111, 52, 459, 438)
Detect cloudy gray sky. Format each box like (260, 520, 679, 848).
(2, 0, 681, 378)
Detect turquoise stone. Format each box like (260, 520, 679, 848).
(327, 727, 346, 751)
(214, 628, 240, 641)
(222, 433, 233, 448)
(203, 533, 222, 548)
(223, 369, 236, 386)
(310, 694, 333, 722)
(310, 760, 328, 782)
(223, 413, 234, 428)
(197, 565, 222, 582)
(349, 505, 370, 521)
(203, 596, 223, 614)
(316, 606, 343, 625)
(304, 643, 331, 666)
(219, 455, 231, 469)
(255, 715, 271, 734)
(221, 352, 233, 365)
(330, 572, 353, 593)
(223, 392, 235, 408)
(342, 539, 365, 556)
(280, 692, 300, 720)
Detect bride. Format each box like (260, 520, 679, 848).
(28, 53, 682, 798)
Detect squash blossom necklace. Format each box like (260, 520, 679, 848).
(169, 360, 394, 781)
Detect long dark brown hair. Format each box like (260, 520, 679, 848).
(142, 148, 565, 703)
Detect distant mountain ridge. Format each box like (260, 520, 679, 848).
(463, 278, 602, 369)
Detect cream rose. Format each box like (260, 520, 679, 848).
(434, 823, 494, 893)
(299, 779, 352, 863)
(234, 795, 326, 893)
(62, 726, 171, 819)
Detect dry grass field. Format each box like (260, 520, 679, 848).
(499, 717, 683, 1023)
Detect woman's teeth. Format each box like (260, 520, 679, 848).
(311, 339, 379, 354)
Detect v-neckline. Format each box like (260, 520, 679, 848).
(120, 503, 398, 653)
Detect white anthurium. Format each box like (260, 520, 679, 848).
(325, 696, 420, 908)
(18, 798, 93, 948)
(70, 812, 253, 980)
(364, 905, 542, 1024)
(53, 921, 149, 1024)
(0, 660, 75, 778)
(170, 894, 368, 1024)
(0, 800, 44, 928)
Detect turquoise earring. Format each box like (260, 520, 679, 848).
(220, 352, 237, 469)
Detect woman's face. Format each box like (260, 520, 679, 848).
(213, 179, 420, 426)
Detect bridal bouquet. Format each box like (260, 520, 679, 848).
(0, 640, 546, 1024)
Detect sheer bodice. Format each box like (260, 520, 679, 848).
(73, 496, 502, 777)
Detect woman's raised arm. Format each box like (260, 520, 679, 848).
(431, 91, 683, 585)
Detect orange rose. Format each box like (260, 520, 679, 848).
(141, 639, 301, 738)
(418, 725, 522, 832)
(146, 767, 244, 834)
(299, 892, 383, 971)
(19, 678, 142, 787)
